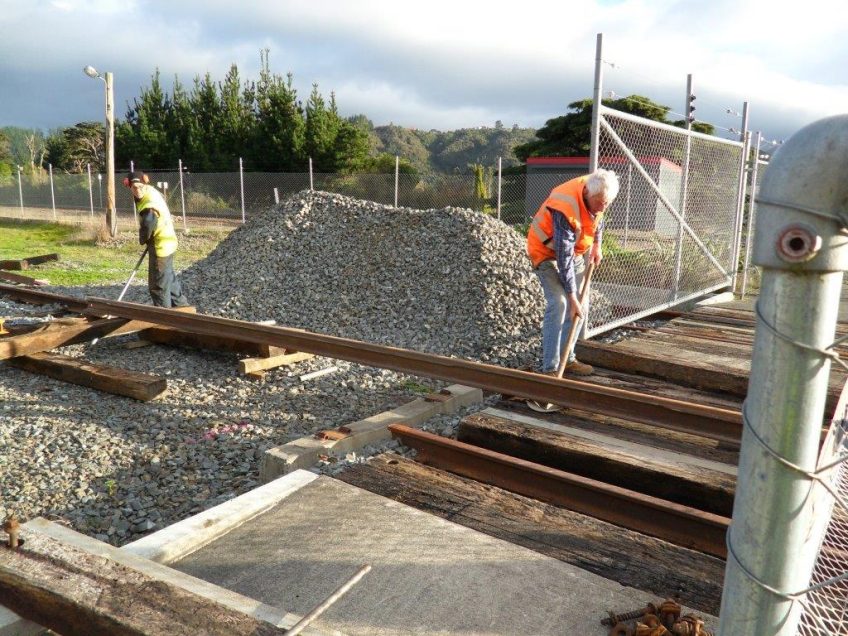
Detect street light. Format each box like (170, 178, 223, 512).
(83, 65, 116, 237)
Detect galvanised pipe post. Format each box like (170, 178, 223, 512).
(496, 156, 502, 221)
(719, 115, 848, 635)
(740, 132, 763, 299)
(48, 163, 56, 221)
(16, 165, 23, 217)
(582, 31, 604, 340)
(731, 103, 751, 291)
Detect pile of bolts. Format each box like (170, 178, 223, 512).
(602, 598, 713, 636)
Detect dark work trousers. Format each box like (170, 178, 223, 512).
(148, 250, 190, 308)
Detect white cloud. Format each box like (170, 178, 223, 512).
(1, 0, 845, 143)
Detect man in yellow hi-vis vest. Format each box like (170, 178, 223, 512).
(125, 171, 190, 308)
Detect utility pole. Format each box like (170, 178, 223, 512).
(105, 71, 116, 236)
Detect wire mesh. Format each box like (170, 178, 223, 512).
(588, 107, 743, 335)
(797, 416, 848, 634)
(0, 168, 529, 230)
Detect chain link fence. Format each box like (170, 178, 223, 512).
(587, 106, 744, 335)
(0, 163, 530, 231)
(797, 411, 848, 633)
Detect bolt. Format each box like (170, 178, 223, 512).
(776, 223, 821, 263)
(601, 602, 658, 626)
(3, 515, 20, 550)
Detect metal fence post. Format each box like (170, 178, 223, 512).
(274, 187, 280, 204)
(178, 158, 187, 232)
(16, 166, 24, 218)
(48, 163, 56, 221)
(496, 157, 502, 221)
(239, 157, 246, 224)
(309, 157, 314, 191)
(394, 155, 399, 207)
(87, 163, 94, 222)
(718, 114, 848, 635)
(623, 163, 631, 248)
(588, 33, 604, 173)
(672, 74, 694, 297)
(740, 132, 763, 299)
(582, 31, 604, 339)
(730, 102, 751, 292)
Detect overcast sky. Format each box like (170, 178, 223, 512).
(1, 0, 845, 150)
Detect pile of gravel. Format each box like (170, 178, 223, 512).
(179, 191, 544, 368)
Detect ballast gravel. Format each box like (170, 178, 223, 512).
(0, 191, 608, 546)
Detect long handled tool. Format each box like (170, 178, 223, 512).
(117, 245, 149, 302)
(89, 245, 149, 347)
(527, 259, 596, 413)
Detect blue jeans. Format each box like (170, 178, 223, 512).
(534, 258, 584, 373)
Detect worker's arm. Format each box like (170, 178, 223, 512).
(138, 210, 158, 246)
(551, 210, 584, 320)
(589, 217, 605, 265)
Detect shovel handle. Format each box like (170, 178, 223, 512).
(554, 259, 596, 378)
(117, 245, 149, 302)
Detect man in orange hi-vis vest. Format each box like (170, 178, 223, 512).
(526, 169, 620, 382)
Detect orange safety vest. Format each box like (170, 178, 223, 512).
(526, 175, 602, 268)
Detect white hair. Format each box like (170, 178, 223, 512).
(585, 168, 620, 202)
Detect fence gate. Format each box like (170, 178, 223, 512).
(586, 106, 745, 337)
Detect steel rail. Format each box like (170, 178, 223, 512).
(389, 424, 729, 558)
(0, 283, 88, 312)
(84, 297, 743, 445)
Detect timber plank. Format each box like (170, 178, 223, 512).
(623, 330, 752, 360)
(458, 412, 735, 516)
(583, 368, 743, 411)
(575, 338, 750, 396)
(577, 337, 846, 412)
(0, 253, 59, 270)
(22, 253, 60, 266)
(142, 327, 285, 357)
(8, 351, 167, 401)
(495, 398, 741, 464)
(0, 270, 48, 286)
(239, 350, 314, 374)
(0, 527, 287, 636)
(338, 454, 724, 615)
(0, 317, 151, 360)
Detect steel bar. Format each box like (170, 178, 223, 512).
(0, 283, 88, 311)
(285, 565, 371, 636)
(85, 297, 743, 445)
(389, 424, 729, 558)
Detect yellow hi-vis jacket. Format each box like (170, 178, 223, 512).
(135, 185, 178, 258)
(526, 175, 601, 268)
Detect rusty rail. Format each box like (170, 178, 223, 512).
(389, 424, 729, 558)
(0, 283, 743, 444)
(0, 283, 87, 312)
(82, 297, 743, 445)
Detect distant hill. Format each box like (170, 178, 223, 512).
(349, 116, 536, 175)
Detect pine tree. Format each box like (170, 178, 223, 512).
(219, 64, 253, 169)
(251, 50, 305, 171)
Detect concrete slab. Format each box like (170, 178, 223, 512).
(1, 517, 332, 636)
(259, 385, 484, 482)
(172, 472, 716, 635)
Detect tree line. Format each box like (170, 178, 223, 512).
(0, 50, 718, 181)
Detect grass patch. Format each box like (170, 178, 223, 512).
(0, 220, 230, 286)
(399, 380, 432, 394)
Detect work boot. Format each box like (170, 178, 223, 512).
(564, 359, 593, 376)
